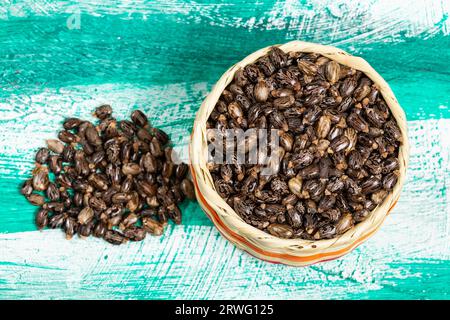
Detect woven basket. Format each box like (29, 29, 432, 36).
(190, 41, 409, 266)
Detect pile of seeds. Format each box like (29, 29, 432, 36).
(207, 47, 402, 240)
(21, 106, 195, 245)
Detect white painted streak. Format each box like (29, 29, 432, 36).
(262, 0, 450, 43)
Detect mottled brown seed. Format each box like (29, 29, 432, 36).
(49, 213, 66, 229)
(94, 104, 113, 120)
(103, 230, 127, 245)
(58, 130, 79, 143)
(318, 195, 336, 213)
(353, 209, 370, 222)
(35, 148, 50, 164)
(64, 218, 76, 240)
(62, 145, 75, 163)
(112, 192, 131, 204)
(371, 189, 388, 204)
(48, 155, 63, 175)
(180, 179, 195, 200)
(254, 80, 269, 102)
(119, 120, 136, 138)
(63, 117, 83, 130)
(36, 209, 49, 230)
(21, 179, 34, 196)
(85, 126, 102, 146)
(316, 115, 331, 139)
(315, 224, 337, 239)
(383, 172, 398, 190)
(139, 180, 157, 197)
(336, 213, 354, 234)
(298, 163, 320, 180)
(131, 110, 148, 128)
(32, 166, 49, 191)
(347, 111, 369, 133)
(340, 77, 357, 97)
(286, 207, 302, 228)
(149, 138, 163, 157)
(267, 223, 293, 239)
(279, 131, 294, 151)
(142, 217, 164, 236)
(122, 163, 141, 176)
(273, 95, 295, 109)
(325, 61, 340, 84)
(384, 120, 402, 142)
(162, 161, 174, 178)
(78, 207, 94, 224)
(93, 222, 107, 238)
(46, 139, 65, 154)
(126, 191, 140, 212)
(46, 182, 60, 201)
(304, 179, 325, 199)
(27, 193, 45, 206)
(321, 209, 340, 222)
(89, 197, 107, 211)
(297, 60, 318, 77)
(288, 177, 303, 197)
(329, 135, 350, 153)
(269, 47, 287, 69)
(289, 150, 314, 170)
(123, 226, 147, 241)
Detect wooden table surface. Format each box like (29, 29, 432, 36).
(0, 0, 449, 299)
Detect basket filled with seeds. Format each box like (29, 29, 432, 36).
(190, 41, 409, 266)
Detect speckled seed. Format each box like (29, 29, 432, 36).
(325, 61, 340, 84)
(371, 189, 388, 204)
(122, 163, 141, 175)
(58, 130, 79, 144)
(315, 224, 337, 239)
(336, 213, 354, 234)
(85, 126, 102, 146)
(330, 135, 350, 153)
(316, 115, 331, 139)
(63, 117, 83, 130)
(347, 112, 369, 133)
(46, 139, 65, 154)
(78, 207, 94, 224)
(180, 179, 195, 200)
(35, 148, 50, 164)
(27, 194, 45, 206)
(36, 209, 49, 230)
(383, 172, 398, 190)
(20, 179, 34, 196)
(32, 166, 49, 191)
(254, 80, 270, 102)
(142, 217, 164, 236)
(94, 104, 113, 120)
(267, 224, 293, 239)
(103, 230, 127, 245)
(130, 110, 148, 128)
(273, 95, 295, 109)
(288, 177, 303, 197)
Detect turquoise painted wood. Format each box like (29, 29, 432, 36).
(1, 0, 449, 299)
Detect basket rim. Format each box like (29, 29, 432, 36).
(190, 40, 410, 258)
